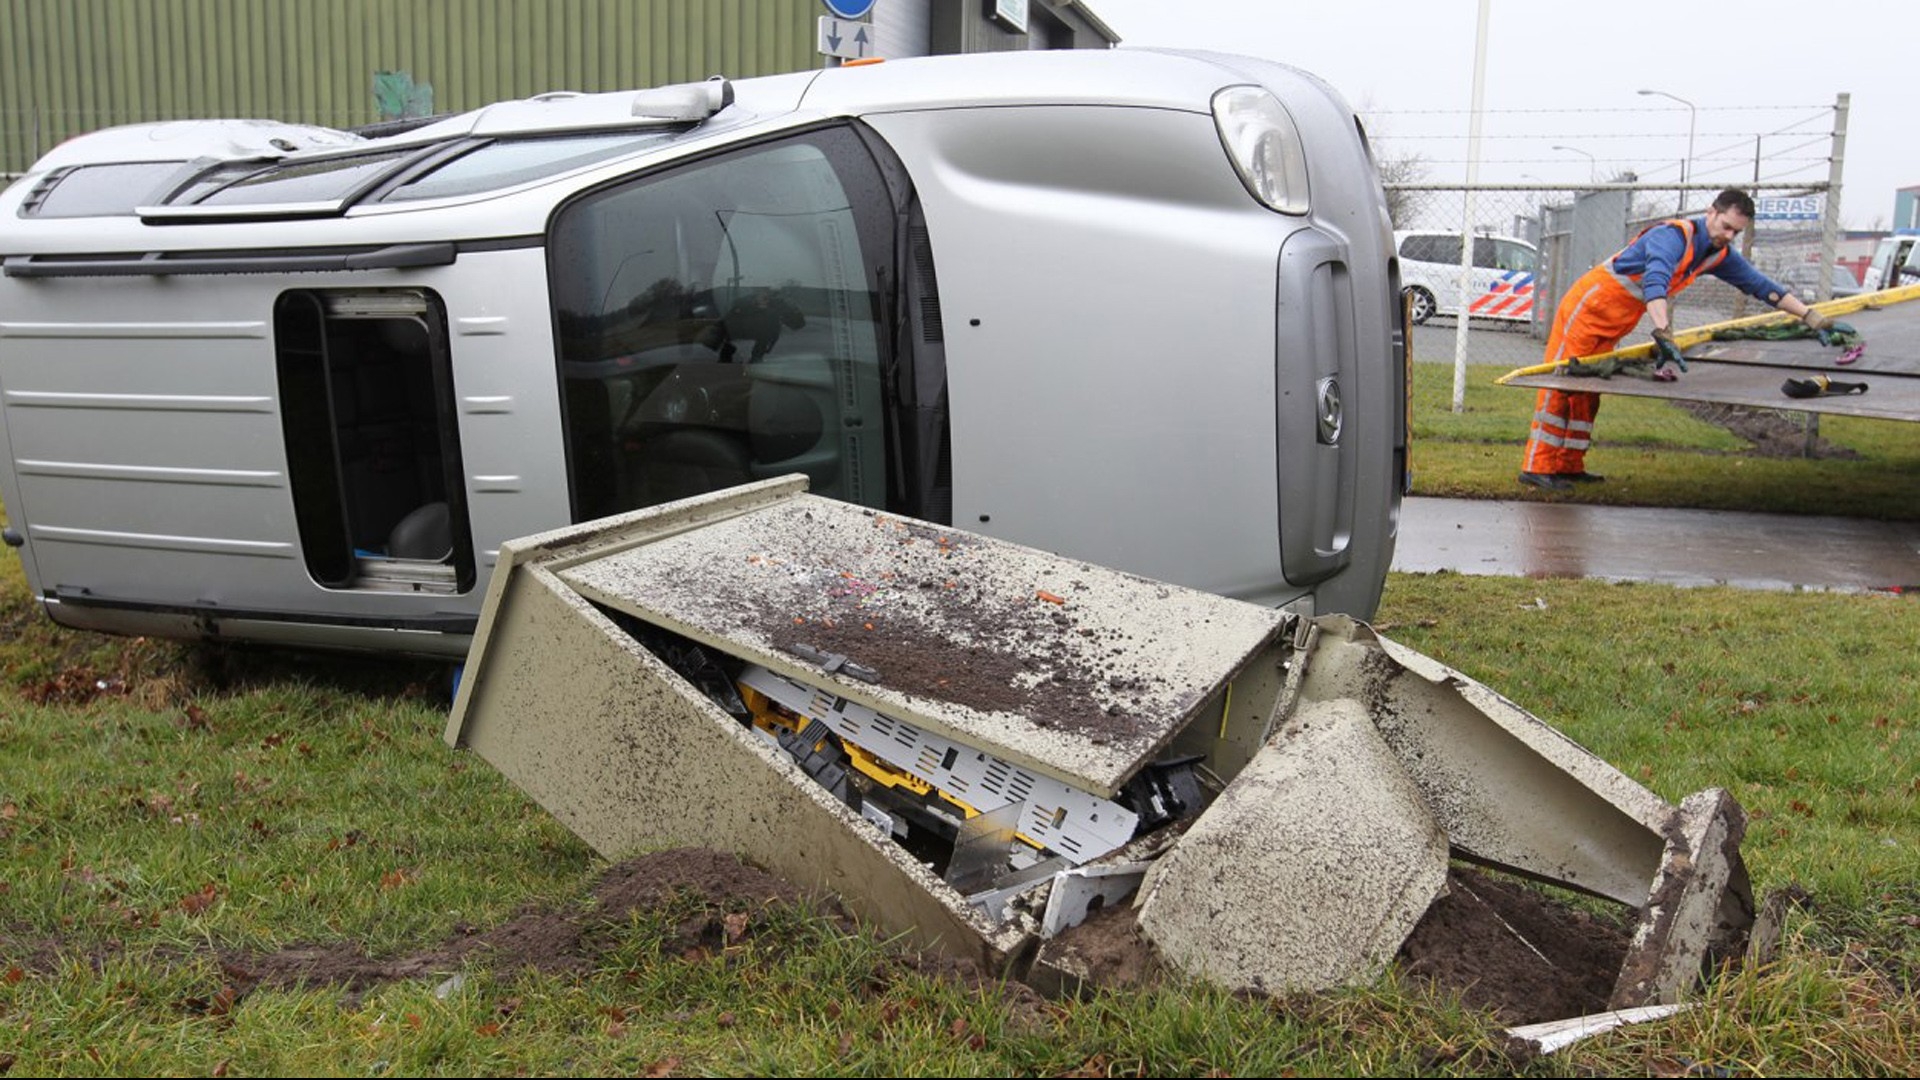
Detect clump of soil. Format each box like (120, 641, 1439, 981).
(1398, 866, 1631, 1025)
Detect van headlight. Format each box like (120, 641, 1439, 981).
(1211, 86, 1310, 216)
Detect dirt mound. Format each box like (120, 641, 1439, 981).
(216, 850, 1627, 1027)
(220, 848, 830, 998)
(1398, 867, 1630, 1024)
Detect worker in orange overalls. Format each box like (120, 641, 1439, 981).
(1520, 188, 1845, 491)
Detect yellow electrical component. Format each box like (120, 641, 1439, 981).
(737, 680, 1049, 852)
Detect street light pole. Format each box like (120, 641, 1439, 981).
(1638, 89, 1696, 211)
(1552, 144, 1598, 183)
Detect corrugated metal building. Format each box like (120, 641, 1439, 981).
(0, 0, 1117, 175)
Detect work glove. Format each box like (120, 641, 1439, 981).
(1650, 328, 1686, 373)
(1801, 308, 1858, 347)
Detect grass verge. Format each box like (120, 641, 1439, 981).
(1411, 361, 1920, 519)
(2, 541, 1917, 1073)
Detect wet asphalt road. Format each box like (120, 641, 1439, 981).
(1393, 497, 1920, 594)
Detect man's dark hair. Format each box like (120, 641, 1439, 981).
(1712, 188, 1756, 217)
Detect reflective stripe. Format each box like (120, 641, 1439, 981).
(1534, 407, 1570, 426)
(1605, 264, 1646, 301)
(1567, 418, 1595, 434)
(1549, 283, 1606, 362)
(1530, 429, 1570, 448)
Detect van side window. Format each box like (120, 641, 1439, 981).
(1491, 239, 1536, 273)
(1403, 234, 1460, 264)
(548, 127, 906, 522)
(274, 289, 473, 593)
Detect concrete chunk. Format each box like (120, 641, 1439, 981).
(1135, 698, 1449, 993)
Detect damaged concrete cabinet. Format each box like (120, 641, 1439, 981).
(446, 477, 1753, 1004)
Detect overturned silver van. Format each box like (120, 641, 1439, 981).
(0, 48, 1407, 658)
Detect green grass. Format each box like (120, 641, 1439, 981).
(1410, 361, 1920, 519)
(4, 525, 1918, 1073)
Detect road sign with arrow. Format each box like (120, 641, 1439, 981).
(818, 16, 874, 61)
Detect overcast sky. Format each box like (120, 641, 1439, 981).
(1090, 0, 1911, 230)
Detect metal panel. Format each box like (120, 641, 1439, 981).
(552, 488, 1289, 796)
(1504, 289, 1920, 422)
(0, 0, 821, 175)
(873, 0, 933, 59)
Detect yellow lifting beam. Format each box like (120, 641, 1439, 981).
(1494, 282, 1920, 384)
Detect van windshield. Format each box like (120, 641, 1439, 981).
(547, 126, 903, 523)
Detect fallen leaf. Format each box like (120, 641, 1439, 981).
(179, 883, 220, 915)
(475, 1021, 502, 1037)
(207, 985, 240, 1017)
(1, 803, 16, 820)
(641, 1057, 681, 1077)
(723, 911, 750, 943)
(949, 1017, 970, 1039)
(380, 868, 411, 890)
(716, 1010, 737, 1028)
(3, 966, 23, 984)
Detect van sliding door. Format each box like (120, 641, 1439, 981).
(273, 289, 474, 593)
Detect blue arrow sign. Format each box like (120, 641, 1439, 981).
(822, 0, 876, 19)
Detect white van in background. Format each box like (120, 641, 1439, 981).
(1862, 233, 1920, 292)
(1395, 230, 1538, 325)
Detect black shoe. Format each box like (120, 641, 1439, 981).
(1518, 471, 1573, 492)
(1564, 472, 1606, 483)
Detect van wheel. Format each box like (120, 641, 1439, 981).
(1405, 287, 1436, 325)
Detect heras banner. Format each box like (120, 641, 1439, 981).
(1755, 194, 1824, 222)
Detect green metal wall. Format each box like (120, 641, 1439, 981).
(0, 0, 822, 174)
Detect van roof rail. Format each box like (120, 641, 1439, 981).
(457, 78, 735, 138)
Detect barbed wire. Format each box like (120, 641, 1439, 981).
(1368, 103, 1836, 115)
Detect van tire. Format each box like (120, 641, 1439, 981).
(1405, 286, 1435, 326)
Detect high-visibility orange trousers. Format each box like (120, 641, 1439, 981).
(1521, 264, 1647, 476)
(1523, 387, 1601, 476)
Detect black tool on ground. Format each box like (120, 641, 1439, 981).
(1781, 375, 1869, 399)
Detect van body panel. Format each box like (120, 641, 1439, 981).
(0, 49, 1404, 655)
(860, 103, 1292, 602)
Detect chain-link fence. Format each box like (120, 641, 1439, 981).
(1389, 179, 1857, 458)
(1387, 180, 1846, 372)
